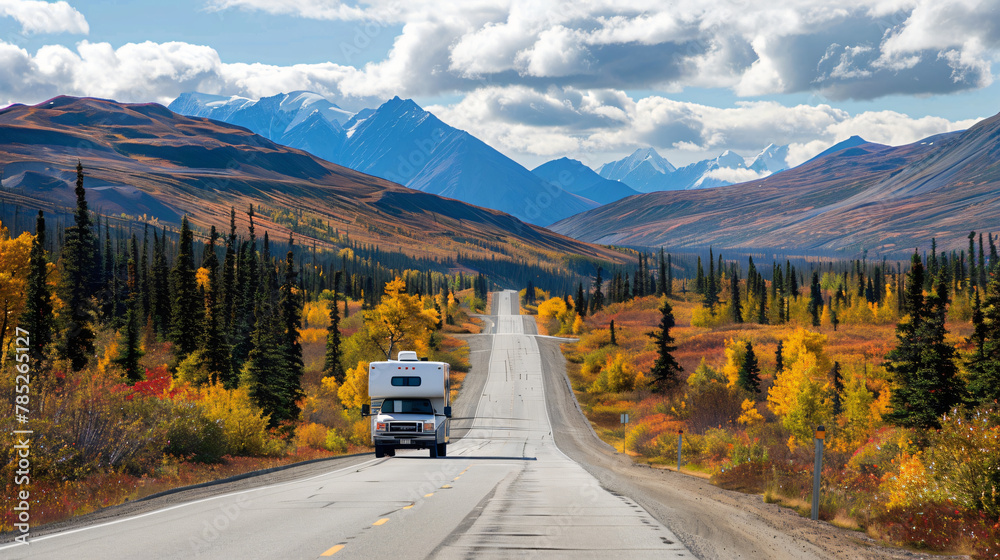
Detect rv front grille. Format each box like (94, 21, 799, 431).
(388, 422, 421, 433)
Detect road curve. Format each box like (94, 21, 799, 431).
(0, 290, 690, 559)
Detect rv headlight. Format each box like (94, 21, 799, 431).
(423, 422, 435, 432)
(376, 422, 387, 432)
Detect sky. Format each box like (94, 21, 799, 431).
(1, 0, 998, 170)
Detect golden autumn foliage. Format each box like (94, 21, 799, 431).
(364, 277, 438, 358)
(537, 296, 567, 322)
(199, 384, 284, 456)
(338, 361, 369, 409)
(721, 337, 748, 388)
(738, 398, 764, 426)
(0, 224, 33, 357)
(767, 329, 833, 448)
(589, 352, 645, 393)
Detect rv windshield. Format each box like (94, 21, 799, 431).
(380, 398, 434, 414)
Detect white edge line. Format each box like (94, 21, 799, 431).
(0, 457, 381, 551)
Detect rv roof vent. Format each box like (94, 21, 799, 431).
(398, 351, 419, 361)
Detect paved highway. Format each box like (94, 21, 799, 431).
(1, 290, 691, 559)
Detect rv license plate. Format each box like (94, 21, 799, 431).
(399, 439, 411, 445)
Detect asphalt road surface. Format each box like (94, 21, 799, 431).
(1, 291, 945, 559)
(0, 291, 689, 559)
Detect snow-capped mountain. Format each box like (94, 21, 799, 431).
(532, 158, 640, 205)
(169, 91, 352, 163)
(598, 146, 788, 192)
(170, 92, 596, 225)
(597, 147, 676, 191)
(747, 144, 790, 173)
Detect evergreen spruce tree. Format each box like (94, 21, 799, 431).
(647, 299, 682, 393)
(885, 252, 965, 430)
(756, 280, 768, 325)
(980, 233, 988, 288)
(695, 256, 705, 294)
(609, 320, 617, 346)
(20, 211, 54, 369)
(242, 271, 293, 426)
(737, 341, 761, 395)
(114, 235, 144, 382)
(729, 265, 742, 323)
(57, 161, 98, 371)
(775, 340, 784, 373)
(590, 267, 604, 313)
(169, 216, 204, 364)
(808, 271, 823, 327)
(139, 224, 150, 323)
(278, 243, 305, 419)
(201, 227, 232, 386)
(830, 361, 843, 416)
(665, 253, 673, 296)
(100, 225, 114, 320)
(657, 249, 667, 296)
(575, 283, 587, 317)
(704, 248, 719, 309)
(221, 208, 238, 337)
(967, 262, 1000, 405)
(232, 210, 258, 371)
(969, 231, 978, 290)
(149, 229, 171, 336)
(323, 271, 346, 382)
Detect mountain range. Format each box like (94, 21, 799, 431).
(169, 93, 596, 225)
(597, 145, 790, 192)
(531, 158, 640, 205)
(0, 96, 623, 269)
(550, 113, 1000, 256)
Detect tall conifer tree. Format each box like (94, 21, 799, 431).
(169, 216, 204, 363)
(279, 240, 305, 417)
(967, 261, 1000, 405)
(202, 227, 232, 386)
(57, 161, 97, 370)
(885, 252, 964, 430)
(737, 341, 761, 395)
(323, 271, 345, 382)
(20, 211, 53, 368)
(114, 235, 144, 381)
(647, 299, 682, 393)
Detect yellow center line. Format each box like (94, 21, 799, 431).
(321, 544, 345, 556)
(403, 504, 414, 510)
(453, 476, 461, 481)
(424, 493, 434, 497)
(373, 518, 390, 526)
(441, 484, 452, 489)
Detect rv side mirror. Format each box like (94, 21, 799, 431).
(444, 406, 452, 419)
(361, 404, 370, 417)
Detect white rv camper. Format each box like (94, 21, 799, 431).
(362, 351, 451, 458)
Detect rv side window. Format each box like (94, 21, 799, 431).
(391, 376, 422, 387)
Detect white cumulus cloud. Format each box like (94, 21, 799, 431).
(0, 0, 88, 34)
(430, 85, 981, 168)
(207, 0, 1000, 100)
